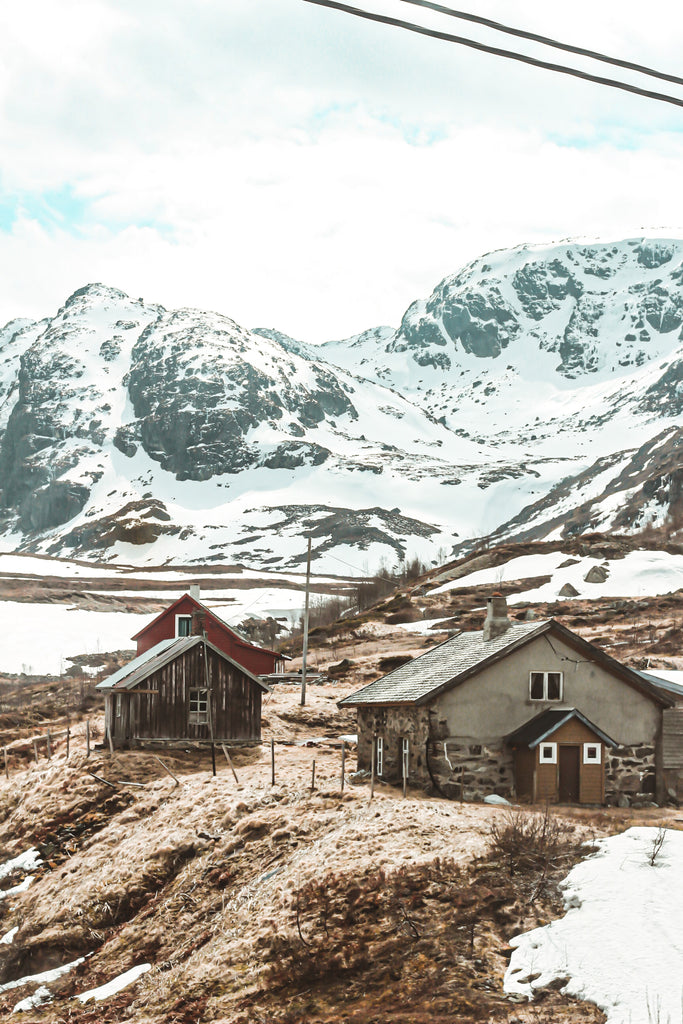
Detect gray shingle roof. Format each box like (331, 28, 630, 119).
(339, 620, 549, 707)
(96, 636, 270, 693)
(95, 638, 179, 691)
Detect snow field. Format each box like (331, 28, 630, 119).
(433, 549, 683, 602)
(505, 827, 683, 1024)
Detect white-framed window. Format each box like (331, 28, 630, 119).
(538, 742, 557, 764)
(529, 671, 563, 701)
(189, 687, 209, 724)
(583, 742, 601, 764)
(375, 736, 384, 777)
(115, 693, 122, 718)
(176, 614, 192, 637)
(401, 737, 409, 779)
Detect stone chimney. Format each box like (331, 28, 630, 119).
(483, 593, 510, 641)
(189, 583, 200, 600)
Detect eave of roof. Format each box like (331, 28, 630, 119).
(638, 670, 683, 700)
(506, 707, 618, 749)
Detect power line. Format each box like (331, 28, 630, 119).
(301, 0, 683, 110)
(397, 0, 683, 89)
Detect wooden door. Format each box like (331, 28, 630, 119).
(558, 746, 580, 803)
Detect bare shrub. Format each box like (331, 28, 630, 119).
(648, 826, 667, 867)
(487, 806, 576, 880)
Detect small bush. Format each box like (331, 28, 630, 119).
(487, 806, 575, 878)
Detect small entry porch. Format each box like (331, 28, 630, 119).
(507, 708, 618, 805)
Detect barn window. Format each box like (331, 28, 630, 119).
(375, 736, 384, 777)
(539, 742, 557, 764)
(189, 688, 209, 724)
(529, 671, 563, 701)
(176, 615, 192, 637)
(583, 743, 601, 764)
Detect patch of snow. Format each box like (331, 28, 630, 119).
(505, 827, 683, 1024)
(1, 927, 18, 945)
(0, 876, 36, 900)
(0, 848, 42, 881)
(12, 985, 52, 1013)
(76, 963, 151, 1003)
(0, 956, 85, 995)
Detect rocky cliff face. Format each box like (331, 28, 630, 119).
(1, 236, 683, 569)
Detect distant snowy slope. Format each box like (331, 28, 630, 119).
(1, 236, 683, 568)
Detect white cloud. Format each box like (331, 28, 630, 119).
(0, 0, 681, 339)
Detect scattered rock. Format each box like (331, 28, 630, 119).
(584, 564, 610, 584)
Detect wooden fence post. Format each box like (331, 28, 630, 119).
(46, 730, 52, 760)
(271, 738, 275, 786)
(311, 759, 316, 791)
(86, 720, 91, 759)
(221, 744, 239, 785)
(66, 726, 70, 760)
(154, 756, 180, 788)
(340, 741, 345, 792)
(32, 739, 39, 764)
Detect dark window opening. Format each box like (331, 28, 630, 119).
(177, 616, 192, 637)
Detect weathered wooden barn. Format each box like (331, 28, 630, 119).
(97, 636, 270, 748)
(339, 595, 680, 806)
(132, 589, 287, 676)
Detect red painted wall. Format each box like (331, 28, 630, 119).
(135, 595, 281, 675)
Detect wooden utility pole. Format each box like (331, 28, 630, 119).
(300, 536, 312, 707)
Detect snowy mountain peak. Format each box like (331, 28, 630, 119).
(1, 236, 683, 569)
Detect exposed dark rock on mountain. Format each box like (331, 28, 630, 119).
(1, 236, 683, 567)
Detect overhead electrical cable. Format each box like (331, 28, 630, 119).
(301, 0, 683, 110)
(397, 0, 683, 88)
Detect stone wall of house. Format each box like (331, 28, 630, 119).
(426, 739, 515, 801)
(356, 706, 431, 786)
(604, 744, 657, 805)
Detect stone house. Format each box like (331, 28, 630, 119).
(339, 595, 678, 805)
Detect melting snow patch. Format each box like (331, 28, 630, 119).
(0, 957, 85, 995)
(1, 927, 18, 945)
(504, 827, 683, 1024)
(77, 963, 151, 1003)
(0, 876, 36, 900)
(13, 985, 52, 1013)
(0, 849, 42, 881)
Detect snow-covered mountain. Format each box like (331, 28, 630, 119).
(2, 237, 683, 571)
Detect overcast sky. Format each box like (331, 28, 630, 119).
(0, 0, 682, 341)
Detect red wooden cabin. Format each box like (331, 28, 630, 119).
(132, 592, 286, 676)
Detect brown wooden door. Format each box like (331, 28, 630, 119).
(558, 746, 580, 803)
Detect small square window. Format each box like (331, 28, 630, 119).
(583, 743, 601, 764)
(539, 742, 557, 764)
